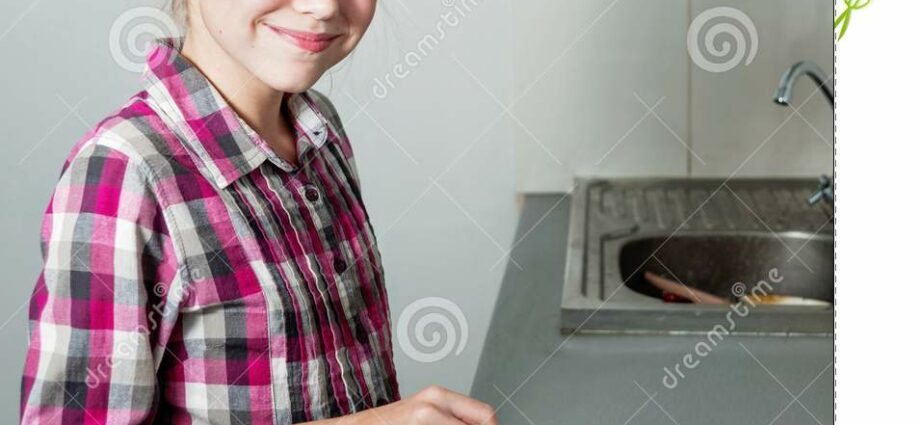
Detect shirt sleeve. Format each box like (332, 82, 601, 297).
(20, 141, 178, 424)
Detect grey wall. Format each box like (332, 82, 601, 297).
(0, 0, 516, 419)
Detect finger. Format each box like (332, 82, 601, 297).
(435, 388, 498, 425)
(418, 404, 468, 425)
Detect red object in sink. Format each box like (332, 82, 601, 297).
(661, 290, 691, 303)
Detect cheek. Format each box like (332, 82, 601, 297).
(247, 0, 288, 22)
(199, 0, 277, 40)
(344, 0, 376, 36)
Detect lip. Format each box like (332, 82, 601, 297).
(264, 23, 341, 53)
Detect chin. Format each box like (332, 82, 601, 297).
(256, 65, 325, 94)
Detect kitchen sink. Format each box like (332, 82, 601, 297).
(619, 233, 833, 303)
(561, 178, 833, 335)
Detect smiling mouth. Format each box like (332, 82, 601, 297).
(264, 23, 341, 53)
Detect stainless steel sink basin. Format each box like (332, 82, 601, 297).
(618, 232, 833, 303)
(561, 178, 833, 335)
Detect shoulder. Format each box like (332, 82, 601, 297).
(51, 100, 162, 215)
(63, 91, 194, 185)
(52, 92, 203, 226)
(84, 93, 184, 161)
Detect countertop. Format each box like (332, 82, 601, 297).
(470, 195, 832, 425)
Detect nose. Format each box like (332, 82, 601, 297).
(291, 0, 339, 20)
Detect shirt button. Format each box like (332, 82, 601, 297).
(304, 185, 321, 202)
(333, 258, 348, 274)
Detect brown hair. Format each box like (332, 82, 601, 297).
(168, 0, 187, 28)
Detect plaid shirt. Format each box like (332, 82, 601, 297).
(21, 37, 399, 424)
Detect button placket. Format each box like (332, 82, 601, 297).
(294, 180, 348, 280)
(288, 169, 321, 206)
(303, 184, 321, 203)
(332, 240, 361, 294)
(333, 257, 348, 274)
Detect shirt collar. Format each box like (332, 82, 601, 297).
(140, 37, 332, 189)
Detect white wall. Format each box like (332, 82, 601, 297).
(690, 0, 832, 178)
(513, 0, 833, 191)
(513, 0, 692, 191)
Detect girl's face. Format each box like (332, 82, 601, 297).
(192, 0, 376, 92)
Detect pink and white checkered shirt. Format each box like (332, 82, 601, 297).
(21, 37, 399, 424)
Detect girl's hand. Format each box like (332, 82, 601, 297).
(382, 385, 498, 425)
(309, 385, 499, 425)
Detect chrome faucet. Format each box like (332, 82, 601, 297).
(774, 61, 834, 208)
(774, 61, 834, 107)
(807, 175, 834, 206)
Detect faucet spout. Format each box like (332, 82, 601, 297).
(773, 61, 834, 209)
(774, 61, 834, 107)
(807, 175, 834, 207)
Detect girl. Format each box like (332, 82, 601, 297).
(20, 1, 497, 424)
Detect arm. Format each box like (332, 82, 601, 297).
(20, 141, 178, 424)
